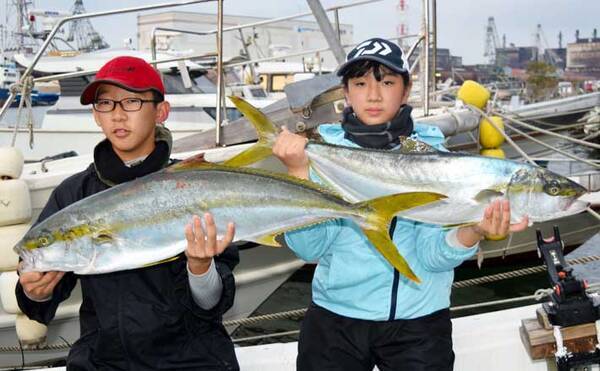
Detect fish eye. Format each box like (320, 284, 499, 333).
(544, 181, 561, 196)
(37, 233, 55, 247)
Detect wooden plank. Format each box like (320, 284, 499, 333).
(520, 317, 598, 360)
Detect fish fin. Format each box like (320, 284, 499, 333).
(254, 233, 283, 247)
(141, 255, 180, 268)
(357, 192, 446, 283)
(362, 229, 420, 283)
(167, 153, 210, 172)
(442, 222, 478, 229)
(358, 192, 447, 223)
(392, 136, 438, 154)
(224, 96, 279, 167)
(223, 142, 273, 168)
(473, 189, 504, 203)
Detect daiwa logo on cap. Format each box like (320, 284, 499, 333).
(352, 40, 393, 58)
(337, 37, 410, 76)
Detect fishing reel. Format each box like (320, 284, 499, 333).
(537, 226, 600, 327)
(537, 226, 600, 371)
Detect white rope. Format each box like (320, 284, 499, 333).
(9, 76, 36, 148)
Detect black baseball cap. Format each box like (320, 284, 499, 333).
(337, 38, 410, 77)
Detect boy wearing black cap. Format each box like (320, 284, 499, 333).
(273, 38, 528, 371)
(16, 56, 240, 370)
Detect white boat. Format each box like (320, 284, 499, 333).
(0, 49, 274, 162)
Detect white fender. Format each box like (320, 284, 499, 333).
(0, 223, 29, 271)
(0, 147, 24, 179)
(0, 179, 32, 226)
(0, 271, 20, 313)
(15, 313, 48, 348)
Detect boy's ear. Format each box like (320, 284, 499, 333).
(92, 109, 102, 127)
(402, 80, 413, 101)
(343, 86, 351, 106)
(156, 101, 171, 123)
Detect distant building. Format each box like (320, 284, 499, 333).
(495, 46, 538, 69)
(566, 30, 600, 79)
(137, 11, 353, 69)
(407, 47, 462, 74)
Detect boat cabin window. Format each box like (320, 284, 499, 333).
(259, 73, 296, 93)
(202, 107, 242, 122)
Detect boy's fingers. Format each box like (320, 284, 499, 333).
(204, 213, 217, 254)
(19, 271, 43, 284)
(193, 215, 205, 242)
(218, 222, 236, 253)
(184, 223, 194, 242)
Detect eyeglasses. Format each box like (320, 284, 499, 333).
(93, 98, 158, 112)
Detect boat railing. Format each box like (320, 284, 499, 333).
(0, 0, 220, 139)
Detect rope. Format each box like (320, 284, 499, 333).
(466, 104, 537, 166)
(223, 308, 307, 327)
(9, 76, 36, 148)
(453, 255, 600, 288)
(493, 107, 600, 151)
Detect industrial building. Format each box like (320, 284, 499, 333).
(566, 29, 600, 79)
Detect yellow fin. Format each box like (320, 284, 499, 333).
(254, 233, 283, 247)
(224, 142, 273, 168)
(357, 192, 447, 283)
(358, 192, 446, 225)
(224, 96, 279, 167)
(362, 229, 420, 283)
(142, 255, 180, 268)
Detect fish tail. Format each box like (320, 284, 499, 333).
(224, 96, 278, 167)
(356, 192, 446, 283)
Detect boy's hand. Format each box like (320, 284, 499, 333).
(457, 199, 529, 247)
(18, 264, 65, 301)
(185, 213, 235, 275)
(273, 127, 309, 179)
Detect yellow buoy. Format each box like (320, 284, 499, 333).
(479, 116, 505, 149)
(456, 80, 490, 109)
(479, 148, 505, 159)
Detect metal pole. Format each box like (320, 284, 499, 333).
(306, 0, 346, 64)
(431, 0, 437, 97)
(215, 0, 224, 146)
(422, 0, 430, 116)
(0, 0, 213, 123)
(333, 9, 341, 41)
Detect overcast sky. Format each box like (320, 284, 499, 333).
(3, 0, 599, 65)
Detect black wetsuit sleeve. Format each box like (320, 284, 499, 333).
(15, 187, 79, 325)
(175, 244, 240, 320)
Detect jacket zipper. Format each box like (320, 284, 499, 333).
(388, 217, 399, 321)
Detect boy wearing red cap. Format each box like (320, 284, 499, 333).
(16, 56, 240, 370)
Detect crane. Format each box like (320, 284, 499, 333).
(484, 17, 500, 65)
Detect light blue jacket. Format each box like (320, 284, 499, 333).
(284, 122, 478, 321)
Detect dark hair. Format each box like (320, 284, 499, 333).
(152, 90, 164, 105)
(341, 60, 409, 88)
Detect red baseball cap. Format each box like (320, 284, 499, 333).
(80, 56, 165, 105)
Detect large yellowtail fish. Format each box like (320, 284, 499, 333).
(226, 96, 589, 225)
(15, 156, 444, 282)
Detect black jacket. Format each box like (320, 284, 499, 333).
(16, 127, 240, 370)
